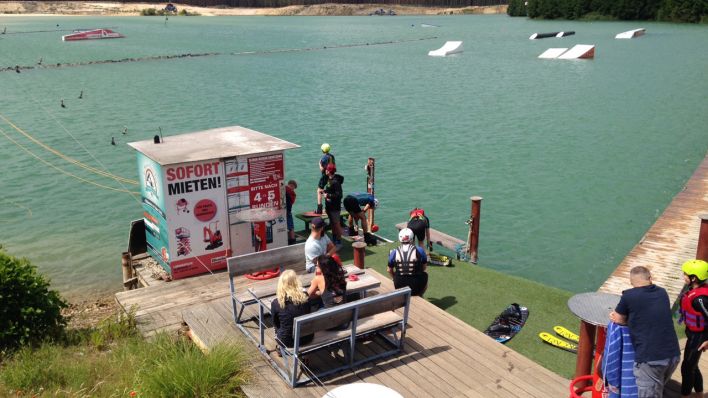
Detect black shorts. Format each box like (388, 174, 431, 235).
(318, 174, 328, 189)
(343, 196, 362, 215)
(407, 219, 428, 242)
(393, 273, 428, 297)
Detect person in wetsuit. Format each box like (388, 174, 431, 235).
(343, 192, 378, 245)
(407, 208, 432, 253)
(388, 228, 428, 297)
(315, 143, 335, 214)
(679, 259, 708, 398)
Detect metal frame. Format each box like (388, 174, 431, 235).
(226, 244, 306, 345)
(281, 287, 412, 387)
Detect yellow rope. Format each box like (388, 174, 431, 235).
(0, 126, 140, 195)
(0, 113, 138, 185)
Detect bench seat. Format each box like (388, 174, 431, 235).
(295, 311, 403, 353)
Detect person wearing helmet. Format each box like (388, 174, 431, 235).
(320, 163, 343, 245)
(609, 266, 680, 398)
(315, 143, 336, 214)
(343, 192, 378, 245)
(387, 228, 428, 297)
(407, 208, 432, 252)
(678, 259, 708, 397)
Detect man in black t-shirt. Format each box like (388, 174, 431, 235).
(609, 266, 680, 398)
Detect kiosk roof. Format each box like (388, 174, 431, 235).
(128, 126, 300, 165)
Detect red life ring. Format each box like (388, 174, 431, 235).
(245, 267, 281, 280)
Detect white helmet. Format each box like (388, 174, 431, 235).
(399, 228, 414, 244)
(373, 198, 379, 209)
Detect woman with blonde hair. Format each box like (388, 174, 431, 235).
(271, 270, 313, 349)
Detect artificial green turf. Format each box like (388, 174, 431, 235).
(336, 238, 579, 379)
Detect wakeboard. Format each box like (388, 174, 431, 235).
(428, 252, 452, 267)
(483, 303, 529, 344)
(553, 325, 579, 343)
(539, 332, 578, 353)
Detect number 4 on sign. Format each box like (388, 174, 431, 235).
(254, 193, 261, 202)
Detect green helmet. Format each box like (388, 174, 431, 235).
(682, 259, 708, 281)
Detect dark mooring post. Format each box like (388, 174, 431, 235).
(366, 158, 376, 231)
(352, 241, 367, 269)
(697, 214, 708, 262)
(468, 196, 482, 263)
(121, 252, 133, 291)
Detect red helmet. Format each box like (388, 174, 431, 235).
(326, 163, 337, 173)
(410, 208, 425, 218)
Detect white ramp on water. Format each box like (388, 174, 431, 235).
(558, 44, 595, 59)
(538, 48, 568, 59)
(428, 41, 463, 57)
(615, 28, 646, 39)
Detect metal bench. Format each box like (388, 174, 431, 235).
(278, 287, 411, 387)
(227, 244, 306, 333)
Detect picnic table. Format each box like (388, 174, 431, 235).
(248, 265, 381, 348)
(295, 210, 349, 232)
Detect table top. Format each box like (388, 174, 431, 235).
(323, 383, 403, 398)
(248, 265, 363, 299)
(232, 207, 281, 222)
(248, 267, 381, 310)
(296, 210, 349, 221)
(567, 292, 621, 326)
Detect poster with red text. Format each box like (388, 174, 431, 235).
(248, 154, 283, 209)
(162, 159, 230, 279)
(227, 153, 288, 256)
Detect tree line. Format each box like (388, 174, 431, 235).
(90, 0, 508, 8)
(507, 0, 706, 23)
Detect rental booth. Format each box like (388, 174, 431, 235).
(128, 126, 299, 279)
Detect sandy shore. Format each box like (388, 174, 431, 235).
(0, 1, 506, 16)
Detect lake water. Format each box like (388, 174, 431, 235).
(0, 15, 706, 299)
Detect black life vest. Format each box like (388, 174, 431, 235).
(393, 244, 422, 276)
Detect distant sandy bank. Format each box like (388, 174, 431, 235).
(0, 1, 506, 16)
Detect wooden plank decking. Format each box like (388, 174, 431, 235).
(599, 154, 708, 304)
(394, 222, 466, 253)
(116, 268, 569, 397)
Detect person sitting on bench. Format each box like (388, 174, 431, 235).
(308, 255, 350, 330)
(308, 255, 347, 308)
(272, 270, 314, 353)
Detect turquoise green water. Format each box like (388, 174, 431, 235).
(0, 15, 706, 299)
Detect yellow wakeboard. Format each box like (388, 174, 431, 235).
(553, 325, 579, 343)
(539, 332, 577, 353)
(428, 252, 452, 267)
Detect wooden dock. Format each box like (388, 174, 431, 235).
(116, 268, 569, 397)
(598, 154, 708, 304)
(394, 222, 465, 253)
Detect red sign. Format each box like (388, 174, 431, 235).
(248, 154, 283, 209)
(194, 199, 217, 222)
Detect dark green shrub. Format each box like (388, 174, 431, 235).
(0, 246, 67, 353)
(140, 8, 158, 16)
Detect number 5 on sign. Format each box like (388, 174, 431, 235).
(267, 190, 275, 202)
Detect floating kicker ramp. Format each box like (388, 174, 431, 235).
(529, 31, 575, 40)
(538, 44, 595, 59)
(615, 28, 646, 39)
(428, 41, 463, 57)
